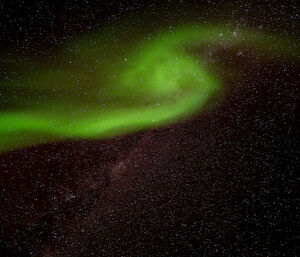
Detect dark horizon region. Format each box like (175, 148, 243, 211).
(0, 1, 299, 256)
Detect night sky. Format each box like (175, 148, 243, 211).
(0, 1, 299, 256)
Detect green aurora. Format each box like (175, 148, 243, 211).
(0, 24, 298, 153)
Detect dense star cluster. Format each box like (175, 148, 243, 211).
(0, 1, 299, 256)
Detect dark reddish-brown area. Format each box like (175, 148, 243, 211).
(0, 47, 299, 256)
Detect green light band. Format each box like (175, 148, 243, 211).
(0, 24, 298, 152)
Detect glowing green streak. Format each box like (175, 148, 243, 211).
(0, 24, 298, 152)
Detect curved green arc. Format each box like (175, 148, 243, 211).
(0, 24, 298, 153)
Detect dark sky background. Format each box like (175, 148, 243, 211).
(0, 1, 299, 256)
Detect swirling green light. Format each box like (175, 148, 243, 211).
(0, 24, 298, 153)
